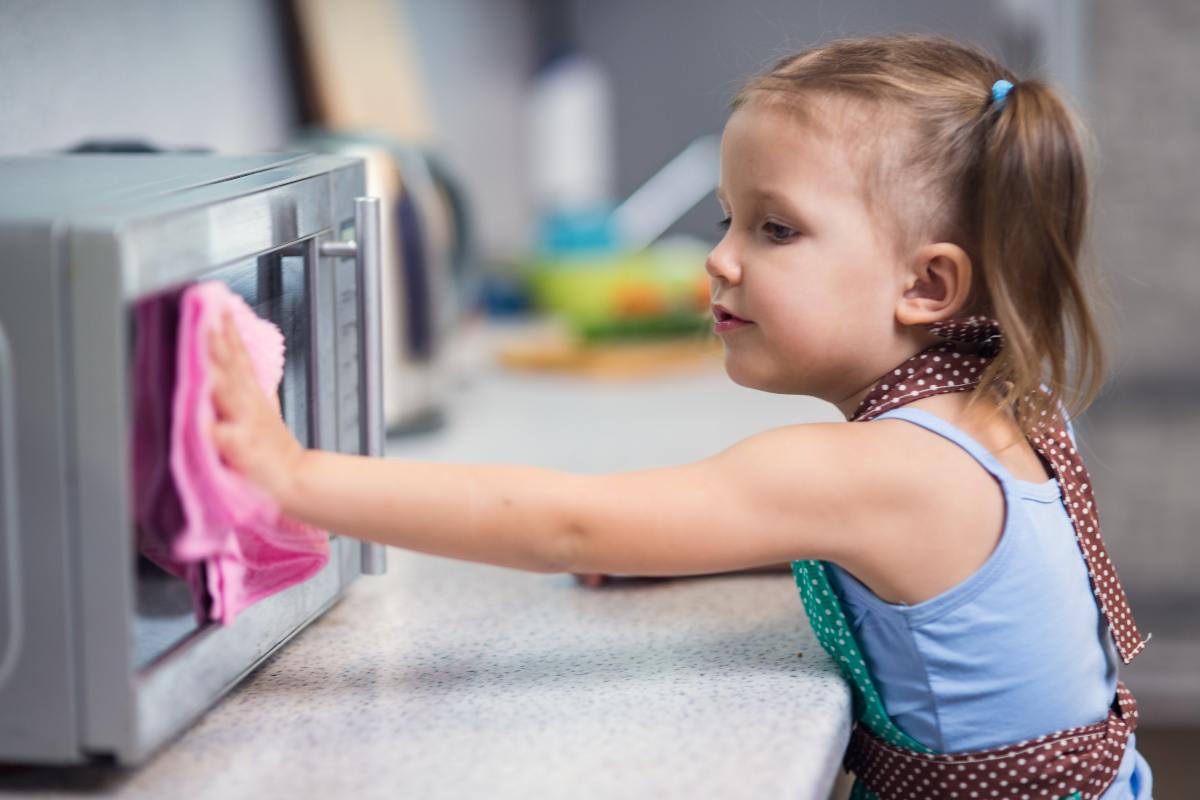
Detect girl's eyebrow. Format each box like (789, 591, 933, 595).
(753, 188, 816, 228)
(715, 187, 817, 229)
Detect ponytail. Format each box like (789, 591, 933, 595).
(970, 79, 1110, 434)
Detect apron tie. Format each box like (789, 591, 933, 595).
(792, 314, 1149, 800)
(850, 315, 1148, 664)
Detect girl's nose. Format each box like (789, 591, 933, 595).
(705, 236, 742, 285)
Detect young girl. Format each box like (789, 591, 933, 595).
(208, 34, 1151, 800)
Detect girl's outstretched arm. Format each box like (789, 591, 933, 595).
(209, 314, 896, 577)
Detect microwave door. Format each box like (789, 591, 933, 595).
(123, 245, 331, 754)
(127, 199, 385, 764)
(130, 249, 316, 673)
(90, 248, 371, 764)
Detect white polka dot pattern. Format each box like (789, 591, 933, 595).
(789, 315, 1147, 800)
(790, 561, 933, 752)
(845, 683, 1137, 800)
(851, 314, 1147, 666)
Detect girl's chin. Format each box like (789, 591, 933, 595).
(723, 356, 815, 396)
(722, 357, 778, 392)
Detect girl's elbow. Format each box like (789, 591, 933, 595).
(535, 513, 591, 574)
(524, 472, 609, 574)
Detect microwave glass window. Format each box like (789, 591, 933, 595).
(128, 248, 313, 670)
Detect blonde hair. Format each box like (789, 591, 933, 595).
(732, 33, 1112, 437)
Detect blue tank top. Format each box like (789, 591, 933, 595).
(825, 406, 1152, 799)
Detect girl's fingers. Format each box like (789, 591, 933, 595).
(232, 329, 258, 379)
(216, 313, 258, 383)
(208, 326, 227, 363)
(210, 421, 238, 467)
(210, 419, 228, 448)
(211, 372, 238, 420)
(222, 313, 244, 360)
(211, 311, 284, 427)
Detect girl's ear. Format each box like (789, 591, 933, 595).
(895, 243, 973, 326)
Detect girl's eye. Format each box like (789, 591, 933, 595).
(716, 216, 732, 232)
(763, 221, 798, 243)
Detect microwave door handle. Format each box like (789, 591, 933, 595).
(321, 197, 387, 575)
(354, 197, 387, 575)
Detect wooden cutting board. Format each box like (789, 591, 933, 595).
(494, 326, 723, 379)
(290, 0, 434, 141)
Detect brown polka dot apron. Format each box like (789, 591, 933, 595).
(790, 315, 1148, 800)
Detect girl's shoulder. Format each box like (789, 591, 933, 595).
(835, 412, 1012, 606)
(721, 417, 1000, 579)
(831, 399, 1041, 606)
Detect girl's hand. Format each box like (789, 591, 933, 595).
(208, 311, 305, 507)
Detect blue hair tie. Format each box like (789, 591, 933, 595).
(991, 79, 1014, 109)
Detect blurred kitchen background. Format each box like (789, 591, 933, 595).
(2, 0, 1195, 791)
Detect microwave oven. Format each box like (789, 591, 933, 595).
(289, 131, 477, 436)
(0, 153, 387, 765)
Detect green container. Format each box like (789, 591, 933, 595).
(526, 245, 712, 342)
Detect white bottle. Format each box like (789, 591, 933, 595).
(527, 51, 615, 218)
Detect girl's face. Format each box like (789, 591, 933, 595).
(707, 100, 908, 409)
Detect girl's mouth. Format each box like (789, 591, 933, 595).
(712, 304, 753, 333)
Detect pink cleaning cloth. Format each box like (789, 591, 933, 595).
(170, 280, 330, 625)
(132, 288, 210, 621)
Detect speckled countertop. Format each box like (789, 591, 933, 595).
(0, 322, 852, 799)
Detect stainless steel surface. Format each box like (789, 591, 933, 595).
(68, 226, 137, 758)
(0, 319, 18, 689)
(353, 197, 387, 576)
(0, 207, 87, 760)
(0, 154, 387, 765)
(134, 535, 362, 763)
(121, 176, 328, 298)
(304, 237, 325, 450)
(315, 196, 386, 575)
(289, 133, 472, 436)
(319, 240, 357, 259)
(68, 173, 345, 758)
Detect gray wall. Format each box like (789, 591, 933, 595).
(0, 0, 541, 262)
(0, 0, 297, 155)
(405, 0, 538, 262)
(565, 0, 1012, 242)
(1087, 1, 1200, 379)
(1077, 0, 1200, 722)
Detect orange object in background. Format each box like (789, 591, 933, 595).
(493, 323, 720, 380)
(613, 282, 668, 317)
